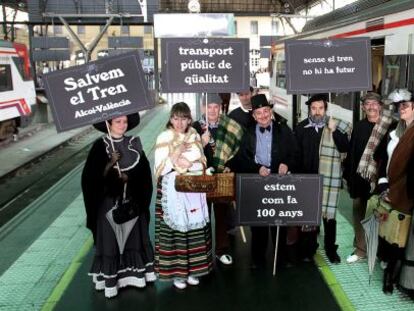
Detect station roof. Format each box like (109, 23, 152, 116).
(159, 0, 320, 15)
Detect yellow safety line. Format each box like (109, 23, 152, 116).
(314, 252, 356, 311)
(40, 236, 93, 311)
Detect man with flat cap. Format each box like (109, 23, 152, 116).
(235, 94, 299, 268)
(343, 92, 392, 263)
(193, 93, 243, 266)
(294, 94, 351, 264)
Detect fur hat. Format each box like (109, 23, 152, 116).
(93, 113, 140, 133)
(388, 89, 413, 104)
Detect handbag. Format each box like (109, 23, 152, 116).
(175, 164, 217, 193)
(112, 183, 139, 224)
(367, 194, 412, 248)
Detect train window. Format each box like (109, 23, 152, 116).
(275, 60, 286, 89)
(408, 56, 414, 93)
(12, 57, 31, 81)
(382, 55, 408, 97)
(0, 65, 13, 92)
(330, 93, 353, 110)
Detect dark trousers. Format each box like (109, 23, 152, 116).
(209, 202, 231, 256)
(251, 226, 287, 266)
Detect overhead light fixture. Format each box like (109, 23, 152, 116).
(188, 0, 201, 13)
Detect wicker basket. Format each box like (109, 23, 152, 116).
(207, 173, 235, 203)
(175, 166, 217, 193)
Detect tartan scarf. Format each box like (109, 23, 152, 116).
(357, 105, 394, 191)
(319, 118, 352, 219)
(211, 114, 243, 172)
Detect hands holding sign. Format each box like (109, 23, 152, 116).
(259, 163, 288, 177)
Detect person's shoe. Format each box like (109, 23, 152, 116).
(302, 256, 314, 263)
(173, 278, 187, 290)
(145, 272, 157, 282)
(187, 276, 200, 286)
(104, 286, 118, 298)
(383, 268, 394, 294)
(346, 253, 366, 264)
(326, 245, 341, 264)
(216, 254, 233, 265)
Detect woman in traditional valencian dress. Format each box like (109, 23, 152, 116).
(154, 102, 213, 289)
(82, 113, 155, 298)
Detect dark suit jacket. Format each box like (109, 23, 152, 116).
(233, 120, 299, 174)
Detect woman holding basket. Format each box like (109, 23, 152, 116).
(154, 102, 213, 289)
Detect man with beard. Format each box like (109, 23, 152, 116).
(343, 92, 388, 263)
(294, 94, 351, 264)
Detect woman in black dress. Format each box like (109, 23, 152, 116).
(82, 113, 155, 298)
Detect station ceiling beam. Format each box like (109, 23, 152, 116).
(159, 0, 321, 15)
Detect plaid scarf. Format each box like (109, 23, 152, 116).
(211, 114, 243, 172)
(319, 118, 352, 219)
(357, 105, 394, 191)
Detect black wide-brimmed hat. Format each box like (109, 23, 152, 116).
(93, 113, 140, 133)
(305, 94, 329, 106)
(251, 94, 273, 111)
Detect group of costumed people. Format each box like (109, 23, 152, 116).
(80, 87, 414, 300)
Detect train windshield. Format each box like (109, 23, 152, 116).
(0, 64, 13, 92)
(12, 56, 31, 81)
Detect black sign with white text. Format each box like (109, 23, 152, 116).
(161, 37, 250, 93)
(236, 174, 323, 226)
(285, 38, 371, 94)
(43, 51, 153, 132)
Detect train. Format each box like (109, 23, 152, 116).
(269, 0, 414, 128)
(0, 40, 36, 141)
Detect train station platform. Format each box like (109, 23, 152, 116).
(0, 124, 90, 179)
(0, 97, 413, 311)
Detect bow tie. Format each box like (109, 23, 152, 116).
(259, 125, 271, 133)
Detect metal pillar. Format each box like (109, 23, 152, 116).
(58, 15, 114, 62)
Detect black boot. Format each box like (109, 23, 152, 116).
(323, 218, 341, 264)
(383, 262, 395, 294)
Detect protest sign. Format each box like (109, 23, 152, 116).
(161, 37, 250, 92)
(236, 174, 323, 226)
(43, 51, 152, 132)
(285, 38, 371, 94)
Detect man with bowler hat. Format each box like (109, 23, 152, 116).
(234, 94, 299, 268)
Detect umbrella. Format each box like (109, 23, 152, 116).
(361, 214, 380, 284)
(106, 207, 138, 257)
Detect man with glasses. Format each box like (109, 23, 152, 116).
(344, 92, 386, 263)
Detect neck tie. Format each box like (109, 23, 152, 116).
(259, 125, 271, 133)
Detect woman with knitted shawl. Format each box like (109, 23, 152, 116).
(154, 102, 212, 290)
